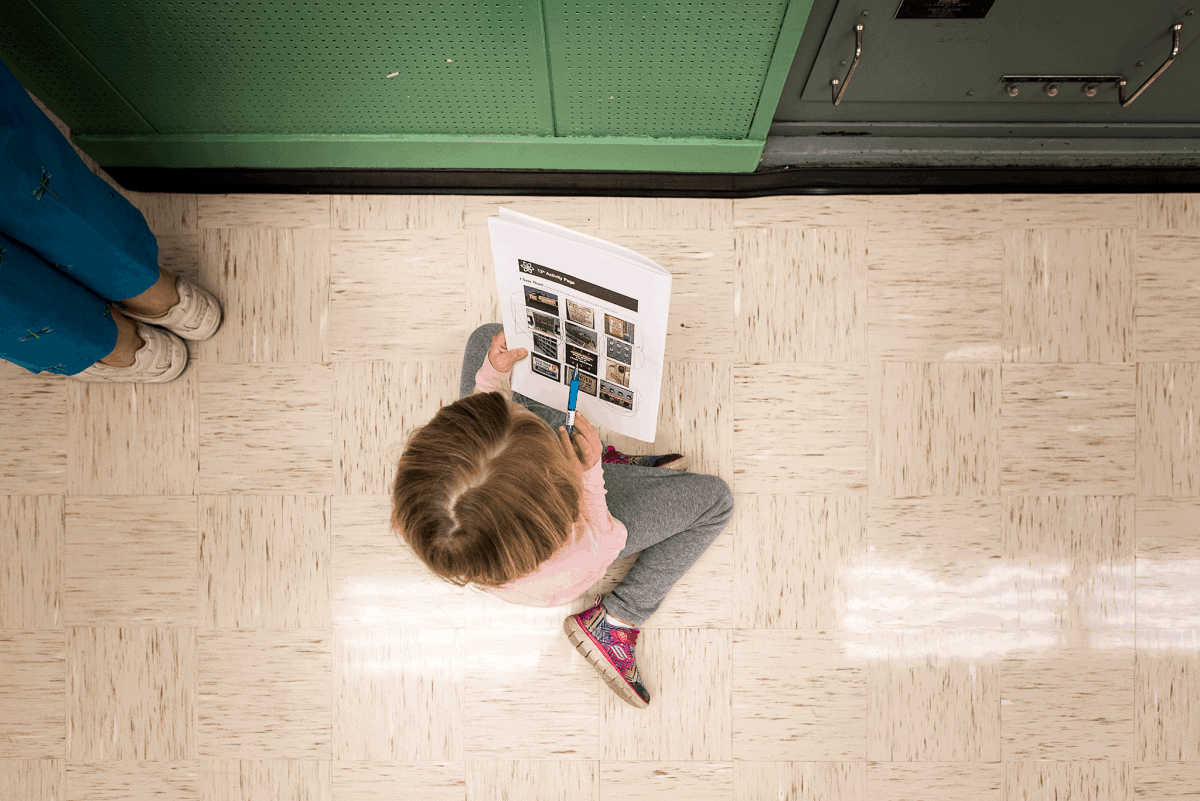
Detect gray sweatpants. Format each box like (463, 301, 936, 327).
(460, 324, 733, 625)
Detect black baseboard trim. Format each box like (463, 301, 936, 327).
(104, 165, 1200, 196)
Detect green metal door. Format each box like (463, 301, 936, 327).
(776, 0, 1199, 131)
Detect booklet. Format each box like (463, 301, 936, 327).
(487, 208, 672, 442)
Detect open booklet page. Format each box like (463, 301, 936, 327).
(487, 208, 672, 442)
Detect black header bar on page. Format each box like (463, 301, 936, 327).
(518, 259, 638, 314)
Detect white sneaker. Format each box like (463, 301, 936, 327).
(119, 274, 222, 341)
(73, 322, 188, 383)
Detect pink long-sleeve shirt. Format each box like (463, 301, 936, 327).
(471, 356, 628, 607)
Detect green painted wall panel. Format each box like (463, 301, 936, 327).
(0, 1, 152, 134)
(2, 0, 809, 172)
(29, 0, 556, 136)
(543, 1, 790, 138)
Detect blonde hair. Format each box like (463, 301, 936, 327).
(391, 391, 582, 588)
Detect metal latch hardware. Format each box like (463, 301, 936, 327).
(1000, 22, 1182, 107)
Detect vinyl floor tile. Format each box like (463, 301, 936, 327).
(330, 762, 465, 801)
(733, 364, 867, 493)
(463, 196, 600, 231)
(5, 123, 1193, 801)
(734, 194, 870, 228)
(333, 361, 461, 496)
(734, 761, 865, 801)
(866, 226, 1003, 362)
(1136, 231, 1200, 361)
(0, 364, 66, 494)
(1137, 193, 1200, 229)
(601, 628, 732, 761)
(196, 630, 331, 758)
(465, 229, 503, 335)
(333, 627, 462, 761)
(1001, 193, 1138, 228)
(197, 363, 333, 494)
(464, 760, 596, 801)
(869, 362, 1001, 496)
(1132, 762, 1200, 801)
(198, 759, 330, 801)
(331, 496, 467, 628)
(0, 759, 63, 801)
(867, 629, 1001, 761)
(867, 763, 1001, 801)
(194, 229, 330, 364)
(65, 761, 200, 801)
(1137, 362, 1200, 496)
(1002, 364, 1136, 494)
(735, 495, 865, 629)
(599, 197, 733, 229)
(197, 194, 330, 229)
(330, 230, 468, 361)
(1002, 761, 1131, 801)
(733, 630, 867, 761)
(602, 229, 736, 362)
(65, 496, 198, 626)
(870, 194, 1002, 235)
(461, 625, 599, 759)
(333, 194, 465, 229)
(1002, 228, 1135, 363)
(199, 495, 330, 628)
(1002, 496, 1134, 630)
(864, 497, 1004, 629)
(66, 627, 195, 760)
(0, 495, 62, 629)
(736, 228, 866, 363)
(0, 630, 64, 757)
(1000, 632, 1135, 760)
(1135, 498, 1200, 628)
(67, 374, 198, 495)
(1136, 629, 1200, 761)
(120, 188, 198, 233)
(600, 762, 733, 801)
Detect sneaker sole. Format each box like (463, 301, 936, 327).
(563, 616, 649, 709)
(602, 455, 689, 471)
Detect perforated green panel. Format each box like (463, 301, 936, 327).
(30, 0, 555, 136)
(0, 0, 814, 171)
(0, 0, 151, 134)
(545, 1, 790, 138)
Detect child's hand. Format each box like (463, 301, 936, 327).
(487, 330, 528, 372)
(557, 413, 602, 474)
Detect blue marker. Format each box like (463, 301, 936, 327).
(566, 364, 580, 435)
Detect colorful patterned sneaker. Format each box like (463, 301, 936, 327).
(119, 273, 222, 341)
(564, 597, 650, 709)
(601, 445, 687, 471)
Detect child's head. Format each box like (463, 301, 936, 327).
(391, 391, 582, 588)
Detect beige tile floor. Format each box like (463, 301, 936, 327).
(2, 96, 1200, 801)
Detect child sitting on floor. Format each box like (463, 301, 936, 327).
(391, 324, 733, 708)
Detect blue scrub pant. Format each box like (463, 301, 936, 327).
(0, 58, 159, 375)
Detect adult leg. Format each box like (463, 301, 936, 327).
(0, 232, 118, 374)
(0, 60, 160, 303)
(599, 466, 734, 626)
